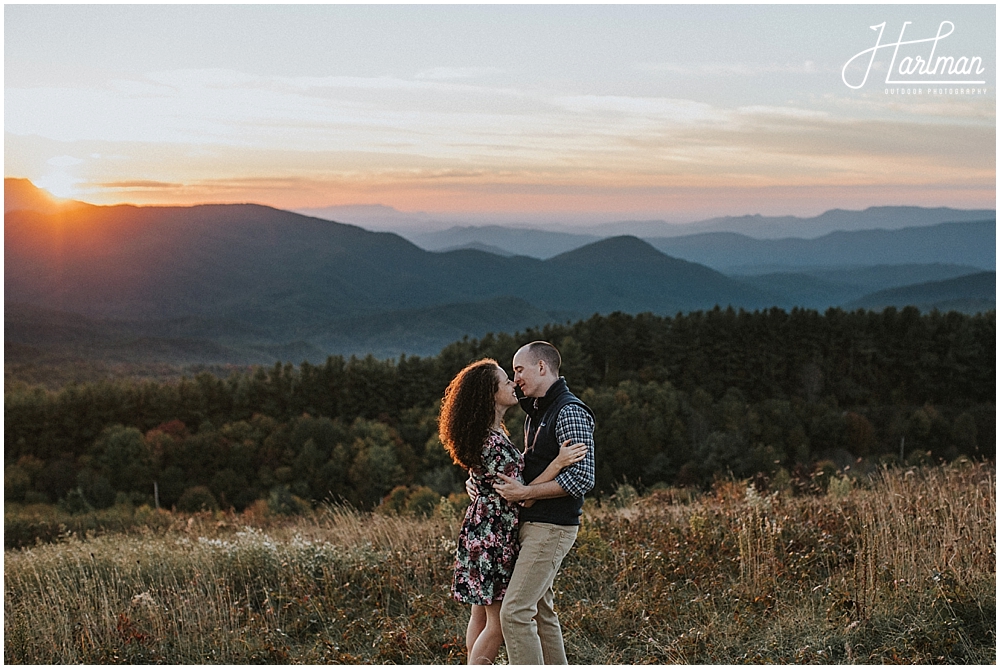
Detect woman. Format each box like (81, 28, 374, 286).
(439, 358, 585, 665)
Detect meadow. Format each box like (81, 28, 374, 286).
(4, 461, 994, 664)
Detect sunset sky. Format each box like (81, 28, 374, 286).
(5, 4, 996, 226)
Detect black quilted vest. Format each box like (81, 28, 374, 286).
(519, 378, 593, 526)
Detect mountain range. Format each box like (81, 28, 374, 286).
(843, 271, 996, 314)
(646, 221, 995, 273)
(5, 179, 995, 363)
(583, 206, 997, 239)
(409, 213, 995, 271)
(298, 201, 995, 241)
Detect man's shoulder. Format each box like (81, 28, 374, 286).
(558, 389, 593, 413)
(557, 399, 592, 413)
(555, 400, 595, 426)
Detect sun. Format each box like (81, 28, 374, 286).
(33, 174, 79, 200)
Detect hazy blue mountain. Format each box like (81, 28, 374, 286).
(734, 264, 988, 309)
(541, 236, 777, 315)
(402, 211, 995, 269)
(732, 263, 982, 285)
(300, 200, 994, 242)
(647, 220, 995, 272)
(585, 206, 996, 239)
(844, 272, 995, 314)
(7, 180, 993, 363)
(4, 298, 562, 361)
(308, 296, 569, 358)
(5, 195, 778, 360)
(5, 203, 463, 323)
(438, 241, 516, 257)
(4, 302, 312, 365)
(410, 225, 601, 259)
(293, 203, 442, 234)
(735, 273, 863, 310)
(6, 199, 774, 322)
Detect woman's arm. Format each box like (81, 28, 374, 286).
(527, 439, 587, 486)
(518, 440, 586, 508)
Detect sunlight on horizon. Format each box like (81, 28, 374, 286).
(33, 174, 81, 200)
(5, 5, 995, 222)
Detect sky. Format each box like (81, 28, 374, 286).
(4, 4, 996, 227)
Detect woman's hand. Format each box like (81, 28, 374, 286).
(552, 439, 587, 470)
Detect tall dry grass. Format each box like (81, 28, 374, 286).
(4, 463, 995, 664)
(4, 508, 465, 663)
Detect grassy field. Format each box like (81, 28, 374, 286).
(4, 462, 995, 664)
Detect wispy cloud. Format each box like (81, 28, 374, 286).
(98, 180, 180, 190)
(6, 64, 994, 213)
(636, 61, 824, 76)
(736, 105, 830, 120)
(414, 66, 504, 80)
(47, 155, 84, 167)
(551, 95, 726, 124)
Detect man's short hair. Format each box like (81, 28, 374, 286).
(523, 341, 561, 372)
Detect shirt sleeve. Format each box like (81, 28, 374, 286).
(553, 404, 596, 498)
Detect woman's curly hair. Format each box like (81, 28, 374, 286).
(438, 358, 505, 473)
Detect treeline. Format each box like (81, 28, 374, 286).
(5, 306, 994, 512)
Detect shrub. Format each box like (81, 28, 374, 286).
(378, 485, 444, 518)
(176, 486, 219, 512)
(267, 485, 309, 515)
(59, 488, 93, 514)
(378, 486, 412, 515)
(611, 483, 638, 508)
(811, 459, 838, 492)
(5, 465, 31, 502)
(827, 474, 853, 498)
(405, 486, 442, 518)
(439, 492, 472, 519)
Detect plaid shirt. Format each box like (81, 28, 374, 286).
(552, 403, 596, 498)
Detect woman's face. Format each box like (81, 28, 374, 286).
(494, 367, 519, 408)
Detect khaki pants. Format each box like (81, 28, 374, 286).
(500, 521, 579, 665)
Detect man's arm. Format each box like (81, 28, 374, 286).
(494, 404, 595, 502)
(552, 404, 596, 498)
(494, 475, 569, 502)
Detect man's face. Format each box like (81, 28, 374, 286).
(512, 348, 546, 398)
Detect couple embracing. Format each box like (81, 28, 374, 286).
(438, 341, 596, 664)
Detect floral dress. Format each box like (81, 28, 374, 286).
(451, 430, 524, 605)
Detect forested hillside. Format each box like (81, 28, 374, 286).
(5, 306, 993, 514)
(647, 220, 996, 272)
(5, 197, 770, 327)
(7, 181, 994, 362)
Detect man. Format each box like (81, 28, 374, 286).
(492, 340, 596, 664)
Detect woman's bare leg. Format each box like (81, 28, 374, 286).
(468, 602, 503, 664)
(466, 605, 487, 662)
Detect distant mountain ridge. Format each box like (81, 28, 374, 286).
(5, 179, 994, 362)
(301, 199, 994, 242)
(844, 272, 995, 314)
(589, 206, 996, 239)
(411, 225, 600, 259)
(735, 264, 986, 310)
(6, 181, 773, 358)
(408, 210, 996, 268)
(4, 177, 93, 215)
(439, 241, 517, 257)
(647, 220, 996, 272)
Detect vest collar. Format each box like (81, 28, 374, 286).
(533, 377, 569, 414)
